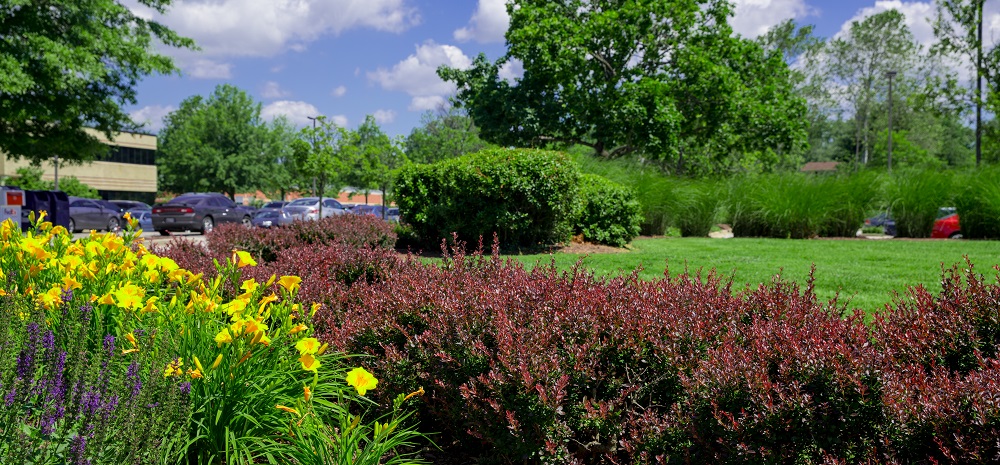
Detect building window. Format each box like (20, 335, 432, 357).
(99, 146, 156, 165)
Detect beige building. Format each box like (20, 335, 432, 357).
(0, 129, 157, 204)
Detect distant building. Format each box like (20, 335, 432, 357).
(0, 129, 157, 204)
(800, 161, 840, 173)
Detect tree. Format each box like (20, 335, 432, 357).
(350, 115, 406, 217)
(404, 106, 491, 164)
(260, 116, 300, 200)
(825, 10, 919, 166)
(0, 0, 194, 165)
(933, 0, 995, 166)
(292, 116, 352, 218)
(157, 85, 282, 199)
(439, 0, 807, 176)
(2, 166, 99, 198)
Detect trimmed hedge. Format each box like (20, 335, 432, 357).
(395, 148, 580, 249)
(574, 174, 643, 247)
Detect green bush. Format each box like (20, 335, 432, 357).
(818, 171, 881, 237)
(886, 169, 955, 238)
(395, 148, 580, 249)
(954, 167, 1000, 239)
(574, 174, 642, 247)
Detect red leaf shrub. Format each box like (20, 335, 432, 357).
(160, 233, 1000, 464)
(207, 214, 397, 262)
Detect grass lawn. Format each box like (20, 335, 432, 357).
(510, 237, 1000, 314)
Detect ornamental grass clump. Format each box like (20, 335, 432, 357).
(0, 215, 429, 464)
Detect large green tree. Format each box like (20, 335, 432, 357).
(348, 115, 406, 215)
(439, 0, 807, 176)
(404, 106, 491, 164)
(292, 115, 352, 216)
(0, 0, 194, 164)
(825, 10, 919, 166)
(157, 85, 282, 199)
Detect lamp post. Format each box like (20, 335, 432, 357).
(305, 115, 321, 219)
(52, 155, 59, 191)
(886, 71, 897, 173)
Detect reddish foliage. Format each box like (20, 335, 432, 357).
(162, 232, 1000, 464)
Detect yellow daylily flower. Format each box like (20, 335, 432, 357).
(304, 385, 312, 402)
(231, 250, 257, 268)
(345, 367, 378, 396)
(288, 324, 308, 335)
(211, 354, 223, 370)
(61, 276, 82, 291)
(295, 337, 321, 355)
(299, 353, 321, 372)
(187, 368, 203, 379)
(240, 278, 259, 294)
(214, 328, 233, 346)
(37, 287, 63, 310)
(125, 332, 137, 348)
(163, 358, 183, 378)
(277, 275, 302, 293)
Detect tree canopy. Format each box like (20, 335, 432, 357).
(157, 85, 284, 199)
(0, 0, 194, 165)
(404, 107, 492, 164)
(439, 0, 808, 176)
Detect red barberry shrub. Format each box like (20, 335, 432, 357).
(207, 214, 397, 262)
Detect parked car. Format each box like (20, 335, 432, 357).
(352, 204, 388, 218)
(251, 209, 294, 228)
(283, 197, 346, 221)
(260, 201, 288, 211)
(126, 209, 153, 231)
(68, 197, 122, 232)
(931, 207, 961, 239)
(864, 212, 896, 236)
(151, 193, 253, 235)
(386, 207, 400, 223)
(110, 200, 152, 213)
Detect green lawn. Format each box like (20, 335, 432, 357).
(510, 237, 1000, 314)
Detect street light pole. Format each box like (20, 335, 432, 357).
(52, 155, 59, 191)
(306, 115, 321, 220)
(886, 71, 897, 173)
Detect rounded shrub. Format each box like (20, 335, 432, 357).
(574, 174, 643, 247)
(395, 148, 580, 249)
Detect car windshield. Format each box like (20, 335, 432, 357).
(263, 202, 284, 208)
(287, 198, 317, 206)
(255, 210, 279, 218)
(166, 195, 201, 205)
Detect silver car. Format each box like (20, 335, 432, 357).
(283, 197, 346, 221)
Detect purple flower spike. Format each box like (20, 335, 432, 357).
(43, 330, 55, 351)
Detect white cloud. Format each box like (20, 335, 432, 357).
(499, 59, 523, 82)
(261, 101, 348, 127)
(454, 0, 509, 43)
(731, 0, 814, 38)
(130, 105, 176, 133)
(261, 81, 291, 99)
(834, 1, 936, 48)
(372, 109, 397, 124)
(331, 85, 347, 97)
(408, 95, 447, 112)
(183, 58, 233, 79)
(149, 0, 420, 58)
(368, 41, 472, 111)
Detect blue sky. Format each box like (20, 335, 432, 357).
(126, 0, 997, 138)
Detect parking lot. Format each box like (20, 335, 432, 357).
(71, 229, 207, 247)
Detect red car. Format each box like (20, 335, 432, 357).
(931, 207, 961, 239)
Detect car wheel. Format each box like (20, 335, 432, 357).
(949, 232, 963, 239)
(241, 215, 252, 228)
(200, 216, 214, 235)
(68, 218, 76, 233)
(108, 217, 120, 232)
(158, 230, 170, 236)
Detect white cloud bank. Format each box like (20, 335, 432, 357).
(130, 105, 176, 133)
(368, 41, 473, 111)
(454, 0, 509, 43)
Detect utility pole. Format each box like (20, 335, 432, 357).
(306, 115, 322, 220)
(52, 155, 59, 191)
(886, 71, 897, 173)
(976, 0, 983, 166)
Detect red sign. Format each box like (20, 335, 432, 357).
(5, 191, 24, 206)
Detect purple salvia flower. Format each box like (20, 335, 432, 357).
(61, 287, 74, 303)
(179, 382, 191, 396)
(43, 330, 55, 351)
(126, 360, 142, 399)
(102, 335, 115, 357)
(70, 434, 88, 465)
(102, 395, 120, 420)
(79, 303, 93, 322)
(4, 387, 15, 407)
